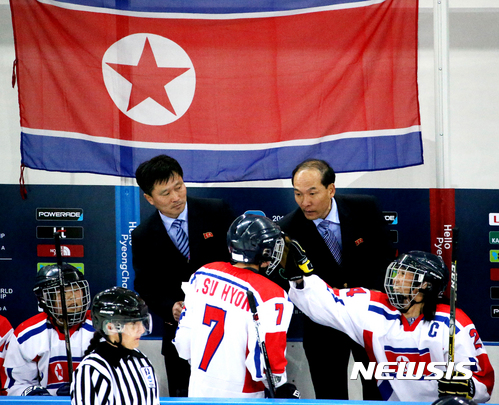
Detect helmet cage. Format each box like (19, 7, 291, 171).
(263, 236, 285, 276)
(39, 280, 91, 327)
(384, 261, 426, 310)
(229, 234, 284, 275)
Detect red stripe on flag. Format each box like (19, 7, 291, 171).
(12, 0, 419, 145)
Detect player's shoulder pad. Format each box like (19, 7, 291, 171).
(435, 304, 474, 329)
(0, 317, 13, 336)
(251, 275, 288, 303)
(15, 313, 48, 337)
(370, 291, 398, 311)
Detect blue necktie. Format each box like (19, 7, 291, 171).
(318, 220, 342, 264)
(172, 219, 190, 259)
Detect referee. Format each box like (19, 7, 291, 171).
(71, 287, 159, 405)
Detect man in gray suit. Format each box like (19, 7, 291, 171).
(278, 158, 395, 400)
(132, 154, 234, 397)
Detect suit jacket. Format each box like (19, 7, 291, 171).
(278, 194, 393, 399)
(132, 196, 234, 347)
(278, 193, 394, 292)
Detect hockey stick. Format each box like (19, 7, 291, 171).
(54, 230, 74, 383)
(448, 227, 459, 366)
(246, 290, 276, 398)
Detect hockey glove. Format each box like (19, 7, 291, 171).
(56, 383, 71, 396)
(279, 237, 314, 280)
(275, 383, 301, 399)
(22, 385, 51, 396)
(438, 372, 475, 399)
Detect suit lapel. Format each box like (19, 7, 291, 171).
(151, 210, 177, 250)
(186, 197, 202, 258)
(296, 208, 333, 258)
(336, 195, 355, 259)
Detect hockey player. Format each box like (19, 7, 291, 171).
(0, 315, 13, 395)
(4, 264, 92, 396)
(174, 214, 299, 398)
(71, 287, 159, 405)
(286, 250, 494, 402)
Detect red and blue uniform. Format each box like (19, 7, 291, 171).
(4, 311, 93, 396)
(0, 315, 14, 395)
(174, 261, 293, 398)
(289, 275, 494, 402)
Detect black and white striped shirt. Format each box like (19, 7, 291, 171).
(71, 342, 159, 405)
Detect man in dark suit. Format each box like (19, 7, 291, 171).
(278, 158, 395, 400)
(131, 154, 234, 397)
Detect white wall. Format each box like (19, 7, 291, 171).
(1, 1, 499, 189)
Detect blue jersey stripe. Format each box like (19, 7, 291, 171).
(368, 305, 401, 321)
(18, 323, 47, 344)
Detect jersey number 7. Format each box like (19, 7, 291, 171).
(199, 301, 284, 371)
(199, 305, 226, 371)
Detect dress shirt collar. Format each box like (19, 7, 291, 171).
(159, 202, 188, 232)
(312, 197, 340, 227)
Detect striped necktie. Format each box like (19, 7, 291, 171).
(172, 219, 190, 259)
(318, 220, 342, 264)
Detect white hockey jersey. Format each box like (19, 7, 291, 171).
(0, 315, 14, 395)
(174, 262, 294, 398)
(289, 275, 494, 402)
(4, 311, 94, 396)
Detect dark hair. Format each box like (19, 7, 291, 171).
(84, 331, 103, 357)
(291, 159, 336, 187)
(421, 290, 449, 322)
(135, 155, 184, 196)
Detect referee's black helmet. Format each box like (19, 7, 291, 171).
(91, 287, 152, 336)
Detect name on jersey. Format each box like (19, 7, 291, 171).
(350, 361, 474, 381)
(198, 277, 250, 311)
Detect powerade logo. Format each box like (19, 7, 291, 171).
(36, 208, 83, 221)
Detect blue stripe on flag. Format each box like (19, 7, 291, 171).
(21, 131, 423, 182)
(49, 0, 380, 14)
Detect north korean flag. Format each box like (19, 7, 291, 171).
(385, 346, 434, 377)
(10, 0, 422, 181)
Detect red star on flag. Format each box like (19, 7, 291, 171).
(107, 38, 190, 114)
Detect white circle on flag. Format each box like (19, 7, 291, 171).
(102, 33, 195, 126)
